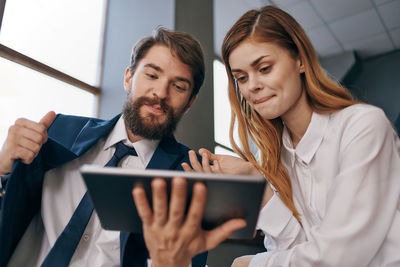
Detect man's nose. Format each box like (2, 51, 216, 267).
(152, 81, 168, 99)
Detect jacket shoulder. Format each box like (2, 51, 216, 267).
(47, 114, 115, 150)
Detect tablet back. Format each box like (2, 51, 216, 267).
(81, 165, 266, 239)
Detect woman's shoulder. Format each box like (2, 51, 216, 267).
(329, 103, 395, 142)
(330, 104, 387, 127)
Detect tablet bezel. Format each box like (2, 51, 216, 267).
(80, 164, 266, 239)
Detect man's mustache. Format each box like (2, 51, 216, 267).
(139, 97, 169, 113)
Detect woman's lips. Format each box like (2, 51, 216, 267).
(253, 95, 274, 105)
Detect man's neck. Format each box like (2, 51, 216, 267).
(125, 126, 145, 143)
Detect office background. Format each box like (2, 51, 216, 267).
(1, 0, 399, 265)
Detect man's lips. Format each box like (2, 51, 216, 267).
(144, 104, 165, 115)
(253, 95, 274, 105)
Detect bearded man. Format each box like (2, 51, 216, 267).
(0, 28, 244, 267)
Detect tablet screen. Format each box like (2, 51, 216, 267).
(80, 165, 266, 239)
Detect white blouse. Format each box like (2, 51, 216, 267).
(251, 104, 400, 267)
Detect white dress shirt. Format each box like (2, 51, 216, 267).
(7, 116, 159, 267)
(251, 104, 400, 267)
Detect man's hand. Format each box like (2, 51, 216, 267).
(132, 177, 246, 267)
(0, 111, 56, 174)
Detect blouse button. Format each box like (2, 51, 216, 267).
(83, 234, 90, 242)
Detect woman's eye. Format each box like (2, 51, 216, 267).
(260, 66, 270, 73)
(236, 76, 247, 83)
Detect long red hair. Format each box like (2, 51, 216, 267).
(221, 6, 358, 221)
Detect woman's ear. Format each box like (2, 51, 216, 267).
(298, 58, 305, 74)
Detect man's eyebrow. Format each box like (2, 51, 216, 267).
(144, 63, 162, 72)
(144, 63, 192, 88)
(231, 55, 270, 73)
(175, 77, 192, 88)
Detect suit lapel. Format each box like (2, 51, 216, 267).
(146, 135, 184, 170)
(70, 115, 120, 156)
(40, 114, 120, 171)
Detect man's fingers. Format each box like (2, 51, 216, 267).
(205, 219, 247, 250)
(132, 185, 153, 224)
(39, 111, 56, 129)
(185, 182, 207, 228)
(151, 178, 168, 226)
(14, 139, 41, 163)
(13, 118, 48, 145)
(168, 177, 187, 227)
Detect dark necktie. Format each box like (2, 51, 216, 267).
(41, 141, 137, 267)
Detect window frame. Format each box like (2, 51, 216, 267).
(0, 0, 104, 100)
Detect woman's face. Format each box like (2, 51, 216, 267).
(228, 39, 306, 121)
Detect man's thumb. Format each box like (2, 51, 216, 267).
(39, 111, 56, 129)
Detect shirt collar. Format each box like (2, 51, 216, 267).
(104, 116, 160, 167)
(282, 111, 329, 166)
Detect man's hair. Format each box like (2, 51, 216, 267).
(129, 27, 205, 98)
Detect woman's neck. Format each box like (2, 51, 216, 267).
(281, 90, 313, 149)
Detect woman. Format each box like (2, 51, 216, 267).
(182, 5, 400, 267)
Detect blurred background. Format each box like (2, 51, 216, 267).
(1, 0, 399, 265)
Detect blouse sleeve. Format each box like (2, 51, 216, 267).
(256, 192, 306, 251)
(250, 108, 400, 266)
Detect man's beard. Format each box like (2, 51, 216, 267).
(122, 96, 184, 140)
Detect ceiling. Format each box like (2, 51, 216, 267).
(214, 0, 400, 59)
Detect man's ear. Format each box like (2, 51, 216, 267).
(124, 67, 133, 92)
(183, 95, 197, 114)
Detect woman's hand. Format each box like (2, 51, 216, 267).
(181, 148, 262, 176)
(231, 255, 254, 267)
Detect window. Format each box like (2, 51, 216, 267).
(213, 59, 240, 155)
(213, 59, 259, 157)
(0, 0, 107, 146)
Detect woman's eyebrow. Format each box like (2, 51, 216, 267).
(231, 55, 270, 73)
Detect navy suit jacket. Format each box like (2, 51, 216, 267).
(0, 114, 207, 267)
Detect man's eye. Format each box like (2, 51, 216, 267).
(173, 83, 187, 91)
(146, 73, 158, 79)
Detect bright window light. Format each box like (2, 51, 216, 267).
(213, 59, 232, 149)
(0, 57, 96, 147)
(0, 0, 106, 85)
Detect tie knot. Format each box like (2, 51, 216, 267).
(114, 141, 138, 160)
(103, 141, 138, 167)
(104, 141, 137, 167)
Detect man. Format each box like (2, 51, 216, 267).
(0, 28, 245, 267)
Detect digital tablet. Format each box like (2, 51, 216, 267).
(80, 165, 266, 239)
